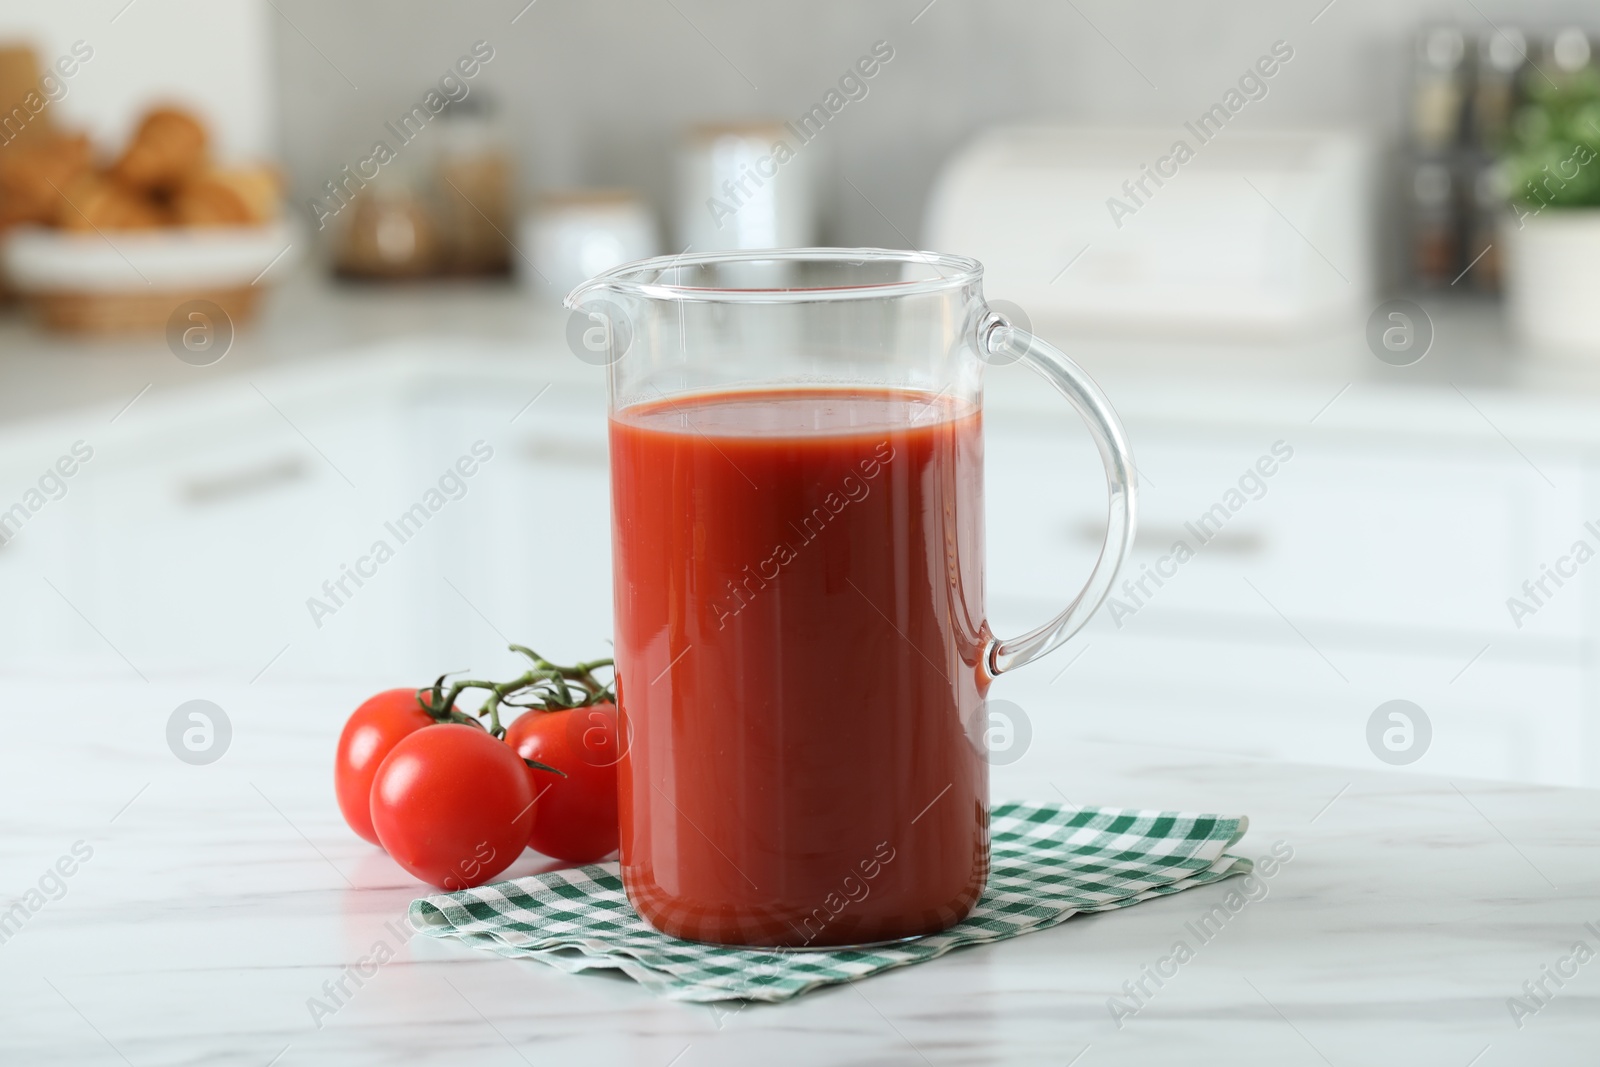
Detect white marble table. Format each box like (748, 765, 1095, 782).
(2, 677, 1596, 1066)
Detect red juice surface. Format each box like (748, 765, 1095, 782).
(608, 386, 990, 947)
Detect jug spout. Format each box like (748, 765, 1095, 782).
(564, 249, 702, 310)
(563, 274, 615, 312)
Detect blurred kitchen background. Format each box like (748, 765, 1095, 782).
(5, 0, 1600, 790)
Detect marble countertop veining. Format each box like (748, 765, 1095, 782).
(1, 679, 1596, 1065)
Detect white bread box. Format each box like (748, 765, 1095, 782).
(923, 125, 1375, 339)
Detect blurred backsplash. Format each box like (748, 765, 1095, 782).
(9, 0, 1600, 333)
(264, 0, 1596, 265)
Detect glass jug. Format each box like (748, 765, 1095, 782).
(566, 248, 1136, 948)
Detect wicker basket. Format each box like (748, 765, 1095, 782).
(1, 223, 292, 336)
(30, 286, 263, 335)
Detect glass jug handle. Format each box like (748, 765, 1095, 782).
(981, 313, 1138, 676)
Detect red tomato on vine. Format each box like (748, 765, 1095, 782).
(505, 702, 622, 864)
(334, 648, 618, 885)
(334, 688, 441, 845)
(369, 724, 536, 889)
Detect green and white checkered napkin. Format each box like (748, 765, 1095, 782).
(409, 802, 1251, 1002)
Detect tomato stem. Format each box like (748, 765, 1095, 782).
(414, 675, 485, 728)
(420, 647, 616, 739)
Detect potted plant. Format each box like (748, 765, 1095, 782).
(1501, 66, 1600, 348)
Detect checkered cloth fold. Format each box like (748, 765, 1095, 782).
(409, 802, 1251, 1002)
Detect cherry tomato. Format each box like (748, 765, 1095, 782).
(335, 688, 438, 845)
(504, 703, 621, 864)
(370, 723, 536, 890)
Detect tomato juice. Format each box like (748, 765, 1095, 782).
(609, 387, 989, 947)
